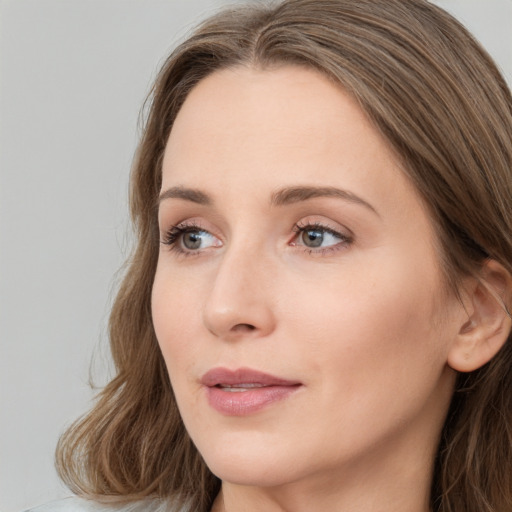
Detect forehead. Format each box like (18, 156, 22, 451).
(162, 65, 425, 222)
(166, 67, 390, 179)
(167, 66, 374, 152)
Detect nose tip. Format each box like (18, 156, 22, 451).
(203, 301, 275, 340)
(202, 257, 276, 340)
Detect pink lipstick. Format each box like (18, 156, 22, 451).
(201, 367, 302, 416)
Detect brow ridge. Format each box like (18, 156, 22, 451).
(158, 184, 378, 216)
(158, 186, 212, 205)
(271, 186, 378, 215)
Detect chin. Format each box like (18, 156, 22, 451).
(207, 459, 297, 488)
(197, 434, 304, 487)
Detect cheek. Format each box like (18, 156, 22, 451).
(268, 258, 453, 469)
(282, 249, 451, 399)
(151, 268, 202, 376)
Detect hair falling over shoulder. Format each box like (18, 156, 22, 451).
(56, 1, 512, 511)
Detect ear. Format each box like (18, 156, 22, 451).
(448, 259, 512, 373)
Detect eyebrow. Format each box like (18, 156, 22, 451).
(270, 186, 379, 215)
(158, 186, 211, 205)
(158, 185, 378, 216)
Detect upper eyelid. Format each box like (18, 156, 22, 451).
(160, 218, 211, 234)
(159, 220, 207, 241)
(160, 216, 354, 242)
(294, 218, 353, 237)
(293, 223, 342, 237)
(161, 217, 351, 233)
(158, 210, 224, 234)
(292, 224, 352, 244)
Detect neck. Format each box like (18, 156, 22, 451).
(211, 445, 434, 512)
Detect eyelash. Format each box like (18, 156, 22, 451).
(160, 221, 353, 257)
(160, 221, 209, 256)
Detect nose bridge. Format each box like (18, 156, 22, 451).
(202, 237, 276, 339)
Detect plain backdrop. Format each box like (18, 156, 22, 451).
(1, 1, 511, 511)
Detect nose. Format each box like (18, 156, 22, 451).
(202, 245, 277, 340)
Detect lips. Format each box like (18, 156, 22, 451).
(201, 367, 302, 416)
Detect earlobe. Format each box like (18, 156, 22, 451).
(448, 259, 512, 373)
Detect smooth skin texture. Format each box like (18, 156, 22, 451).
(151, 66, 507, 512)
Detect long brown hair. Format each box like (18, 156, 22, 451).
(56, 1, 512, 511)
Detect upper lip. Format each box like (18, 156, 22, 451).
(201, 367, 301, 387)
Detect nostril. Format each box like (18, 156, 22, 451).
(232, 323, 256, 332)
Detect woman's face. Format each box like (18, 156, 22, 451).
(152, 66, 464, 490)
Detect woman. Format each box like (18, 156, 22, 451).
(28, 0, 512, 511)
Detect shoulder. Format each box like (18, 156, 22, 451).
(23, 497, 186, 512)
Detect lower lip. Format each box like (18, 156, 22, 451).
(205, 385, 301, 416)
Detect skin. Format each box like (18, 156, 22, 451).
(151, 66, 471, 512)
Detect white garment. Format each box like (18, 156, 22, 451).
(24, 497, 188, 512)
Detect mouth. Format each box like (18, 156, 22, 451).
(215, 383, 271, 392)
(200, 367, 302, 416)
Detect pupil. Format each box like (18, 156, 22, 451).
(183, 231, 202, 250)
(302, 229, 324, 248)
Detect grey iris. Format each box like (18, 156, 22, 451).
(302, 229, 324, 248)
(183, 231, 203, 250)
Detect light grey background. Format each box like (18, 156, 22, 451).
(1, 1, 511, 511)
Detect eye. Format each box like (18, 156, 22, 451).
(161, 223, 222, 254)
(291, 222, 352, 252)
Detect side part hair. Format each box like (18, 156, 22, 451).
(56, 2, 512, 511)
